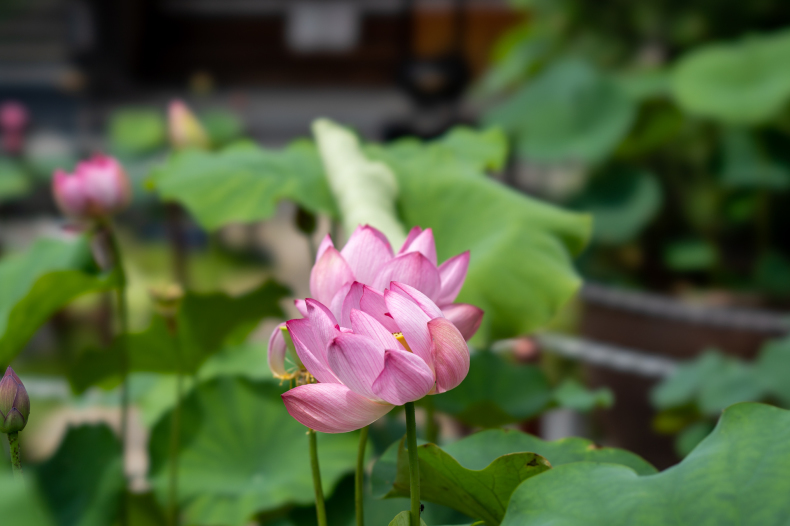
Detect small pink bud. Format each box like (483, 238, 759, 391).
(168, 100, 209, 150)
(0, 367, 30, 434)
(52, 155, 131, 220)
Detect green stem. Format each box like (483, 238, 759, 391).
(105, 224, 129, 526)
(7, 432, 23, 484)
(168, 327, 183, 526)
(309, 429, 328, 526)
(405, 402, 421, 526)
(355, 426, 369, 526)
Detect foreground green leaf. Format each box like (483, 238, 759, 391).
(36, 424, 124, 526)
(149, 140, 336, 230)
(148, 377, 359, 526)
(0, 237, 118, 365)
(502, 403, 790, 525)
(372, 429, 653, 525)
(388, 511, 428, 526)
(375, 437, 550, 525)
(69, 279, 288, 391)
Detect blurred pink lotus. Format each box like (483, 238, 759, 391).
(268, 224, 483, 379)
(281, 282, 470, 433)
(0, 101, 28, 132)
(52, 155, 131, 220)
(168, 100, 209, 150)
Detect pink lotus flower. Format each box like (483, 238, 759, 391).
(52, 155, 131, 220)
(268, 225, 483, 380)
(281, 282, 470, 433)
(0, 101, 28, 132)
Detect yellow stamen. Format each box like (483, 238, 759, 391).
(393, 332, 412, 352)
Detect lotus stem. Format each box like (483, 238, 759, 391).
(105, 223, 130, 526)
(7, 432, 23, 483)
(309, 429, 328, 526)
(405, 402, 421, 526)
(168, 325, 184, 526)
(356, 425, 369, 526)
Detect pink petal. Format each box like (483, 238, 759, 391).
(400, 226, 423, 253)
(294, 299, 309, 317)
(341, 282, 365, 329)
(436, 251, 470, 305)
(441, 303, 484, 340)
(306, 299, 340, 350)
(429, 318, 470, 393)
(384, 289, 434, 370)
(286, 318, 339, 384)
(390, 282, 443, 319)
(340, 225, 394, 284)
(267, 322, 289, 377)
(282, 383, 393, 433)
(372, 252, 441, 301)
(310, 247, 354, 306)
(350, 309, 402, 349)
(327, 333, 385, 400)
(329, 282, 352, 324)
(398, 227, 437, 266)
(359, 286, 400, 333)
(372, 350, 436, 405)
(316, 234, 334, 263)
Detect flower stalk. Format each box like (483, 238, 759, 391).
(405, 402, 421, 526)
(7, 432, 22, 483)
(103, 223, 130, 526)
(355, 425, 369, 526)
(309, 429, 328, 526)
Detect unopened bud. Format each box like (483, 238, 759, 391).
(0, 367, 30, 434)
(52, 155, 132, 220)
(168, 100, 210, 150)
(149, 283, 185, 319)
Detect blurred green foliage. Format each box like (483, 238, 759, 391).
(651, 336, 790, 454)
(483, 0, 790, 296)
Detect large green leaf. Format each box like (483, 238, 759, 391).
(484, 59, 636, 164)
(672, 29, 790, 124)
(149, 140, 336, 230)
(148, 377, 359, 526)
(313, 119, 406, 246)
(373, 429, 654, 525)
(501, 403, 790, 525)
(36, 424, 124, 526)
(69, 280, 288, 391)
(431, 352, 552, 428)
(0, 237, 118, 365)
(367, 127, 591, 342)
(573, 168, 662, 245)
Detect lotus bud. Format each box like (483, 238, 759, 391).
(0, 367, 30, 434)
(52, 155, 132, 221)
(149, 283, 185, 332)
(168, 100, 209, 150)
(0, 101, 28, 133)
